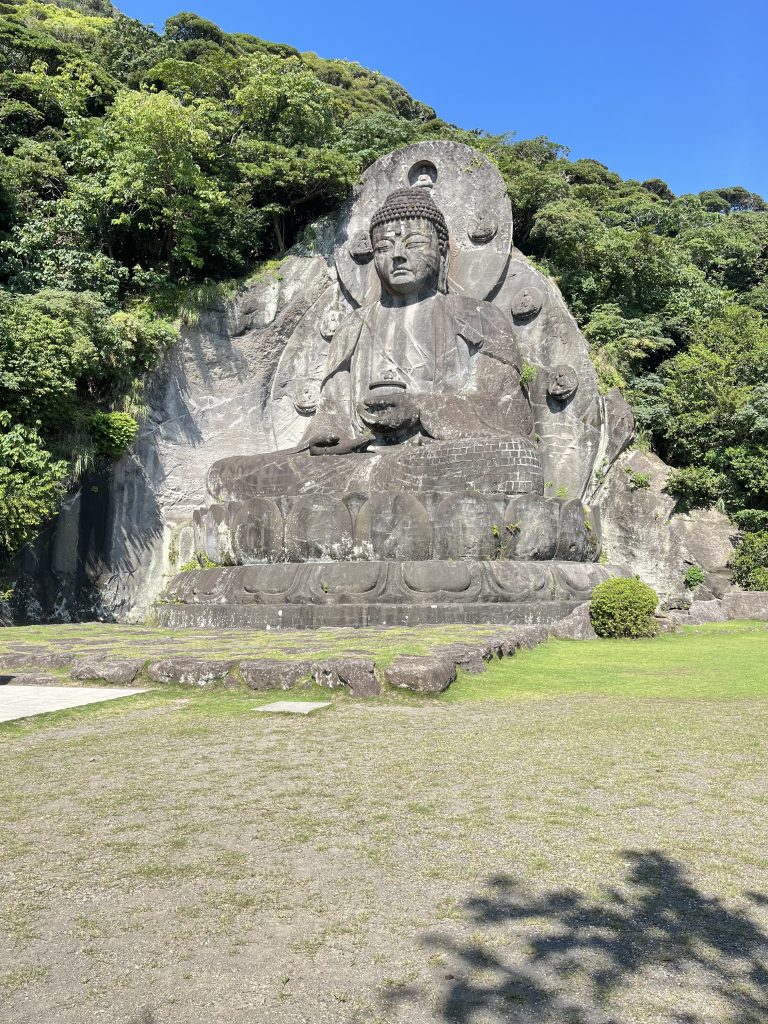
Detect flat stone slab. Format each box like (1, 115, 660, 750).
(253, 701, 331, 715)
(0, 685, 147, 723)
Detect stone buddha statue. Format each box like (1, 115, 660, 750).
(161, 141, 626, 626)
(307, 186, 534, 450)
(207, 186, 540, 505)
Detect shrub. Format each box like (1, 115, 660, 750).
(683, 565, 706, 590)
(589, 576, 659, 638)
(664, 466, 725, 511)
(625, 468, 651, 490)
(89, 411, 139, 457)
(728, 531, 768, 591)
(0, 413, 67, 559)
(732, 509, 768, 532)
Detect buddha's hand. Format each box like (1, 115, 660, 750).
(306, 430, 341, 450)
(307, 431, 375, 456)
(358, 388, 419, 433)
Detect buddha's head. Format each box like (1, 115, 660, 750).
(369, 188, 450, 297)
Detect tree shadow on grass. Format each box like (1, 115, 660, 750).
(385, 850, 768, 1023)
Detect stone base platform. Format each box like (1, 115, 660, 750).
(155, 560, 626, 629)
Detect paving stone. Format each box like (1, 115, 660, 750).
(384, 656, 456, 694)
(70, 658, 145, 685)
(253, 701, 331, 715)
(0, 651, 74, 669)
(0, 685, 147, 723)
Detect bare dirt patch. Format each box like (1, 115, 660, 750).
(1, 692, 767, 1023)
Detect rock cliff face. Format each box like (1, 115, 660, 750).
(19, 143, 737, 623)
(597, 450, 738, 600)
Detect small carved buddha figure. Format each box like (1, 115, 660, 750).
(207, 187, 538, 502)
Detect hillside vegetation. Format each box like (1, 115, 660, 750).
(1, 0, 767, 568)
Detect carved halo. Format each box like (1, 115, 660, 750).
(334, 141, 513, 305)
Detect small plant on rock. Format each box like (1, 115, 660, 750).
(180, 552, 218, 571)
(625, 467, 651, 490)
(683, 565, 706, 590)
(589, 576, 659, 638)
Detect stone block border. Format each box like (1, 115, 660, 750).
(1, 595, 766, 697)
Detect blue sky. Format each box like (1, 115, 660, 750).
(118, 0, 768, 199)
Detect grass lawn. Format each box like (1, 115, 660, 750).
(1, 621, 767, 1023)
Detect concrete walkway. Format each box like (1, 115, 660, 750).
(0, 685, 147, 723)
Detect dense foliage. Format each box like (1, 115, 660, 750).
(1, 0, 767, 562)
(589, 577, 659, 639)
(728, 532, 768, 591)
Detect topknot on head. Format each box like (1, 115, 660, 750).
(369, 188, 449, 252)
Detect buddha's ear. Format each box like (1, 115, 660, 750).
(438, 246, 450, 294)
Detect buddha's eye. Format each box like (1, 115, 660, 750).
(406, 240, 427, 249)
(374, 241, 393, 253)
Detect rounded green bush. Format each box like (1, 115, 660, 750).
(589, 576, 659, 638)
(89, 412, 139, 458)
(728, 531, 768, 591)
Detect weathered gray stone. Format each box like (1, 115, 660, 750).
(597, 451, 736, 602)
(284, 496, 353, 562)
(70, 658, 144, 684)
(549, 603, 597, 640)
(0, 672, 62, 686)
(355, 492, 432, 560)
(479, 632, 521, 657)
(159, 560, 623, 614)
(146, 658, 237, 687)
(722, 592, 768, 621)
(513, 624, 551, 648)
(601, 388, 636, 467)
(239, 659, 312, 691)
(665, 600, 728, 628)
(311, 658, 380, 697)
(431, 643, 487, 674)
(230, 499, 284, 563)
(384, 656, 456, 693)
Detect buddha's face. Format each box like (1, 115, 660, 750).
(371, 218, 442, 296)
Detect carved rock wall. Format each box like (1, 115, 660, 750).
(19, 142, 735, 622)
(597, 450, 738, 600)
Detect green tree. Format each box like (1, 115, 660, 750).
(0, 412, 66, 559)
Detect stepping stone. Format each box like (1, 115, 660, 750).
(0, 685, 147, 723)
(254, 701, 331, 715)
